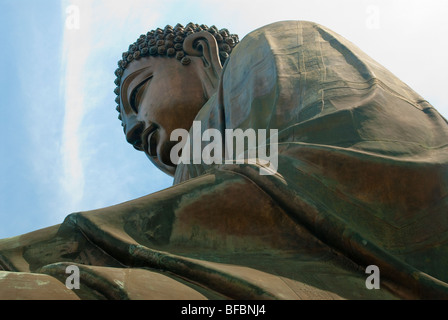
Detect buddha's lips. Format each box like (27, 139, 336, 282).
(142, 124, 158, 158)
(141, 124, 177, 176)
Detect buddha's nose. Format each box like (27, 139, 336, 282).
(125, 116, 145, 151)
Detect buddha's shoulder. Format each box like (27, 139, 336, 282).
(247, 20, 329, 36)
(237, 20, 340, 52)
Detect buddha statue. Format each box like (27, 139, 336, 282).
(1, 20, 448, 300)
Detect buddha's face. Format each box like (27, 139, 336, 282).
(119, 56, 208, 176)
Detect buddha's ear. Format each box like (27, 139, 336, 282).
(183, 31, 222, 95)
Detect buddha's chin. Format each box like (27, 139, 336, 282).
(157, 162, 176, 177)
(146, 153, 176, 176)
(145, 140, 177, 177)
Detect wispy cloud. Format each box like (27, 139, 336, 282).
(59, 0, 91, 212)
(56, 0, 171, 218)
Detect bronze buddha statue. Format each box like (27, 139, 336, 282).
(1, 21, 448, 300)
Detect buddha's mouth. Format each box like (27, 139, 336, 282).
(141, 124, 177, 176)
(141, 123, 158, 158)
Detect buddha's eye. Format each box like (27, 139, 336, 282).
(130, 77, 151, 113)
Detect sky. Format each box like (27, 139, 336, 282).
(0, 0, 447, 239)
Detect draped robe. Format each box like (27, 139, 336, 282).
(1, 21, 448, 300)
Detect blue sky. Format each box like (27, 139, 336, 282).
(0, 0, 447, 239)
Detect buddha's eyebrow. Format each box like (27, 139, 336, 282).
(122, 66, 152, 91)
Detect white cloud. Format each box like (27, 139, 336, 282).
(59, 0, 92, 213)
(56, 0, 172, 219)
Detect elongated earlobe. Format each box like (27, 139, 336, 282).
(183, 31, 222, 97)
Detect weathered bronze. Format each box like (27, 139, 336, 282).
(1, 20, 448, 300)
